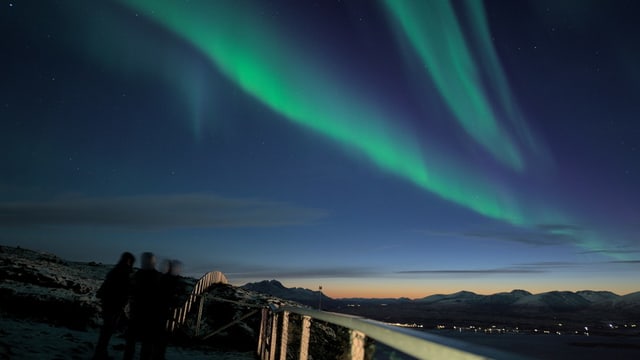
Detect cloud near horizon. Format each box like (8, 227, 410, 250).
(578, 249, 640, 255)
(196, 264, 552, 282)
(395, 267, 546, 276)
(607, 260, 640, 264)
(180, 262, 381, 282)
(416, 223, 592, 247)
(231, 267, 380, 280)
(0, 193, 327, 229)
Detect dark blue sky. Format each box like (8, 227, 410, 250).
(2, 0, 639, 298)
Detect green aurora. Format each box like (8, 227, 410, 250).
(382, 0, 544, 172)
(106, 0, 613, 254)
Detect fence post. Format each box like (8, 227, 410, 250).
(258, 307, 268, 359)
(299, 315, 311, 360)
(279, 311, 289, 360)
(350, 330, 366, 360)
(195, 294, 206, 337)
(178, 307, 184, 324)
(269, 313, 279, 360)
(169, 308, 177, 331)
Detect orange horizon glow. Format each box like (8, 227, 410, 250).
(321, 286, 640, 300)
(232, 278, 640, 300)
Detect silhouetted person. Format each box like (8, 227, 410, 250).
(93, 252, 135, 360)
(123, 252, 161, 360)
(155, 260, 185, 360)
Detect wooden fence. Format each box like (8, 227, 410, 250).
(167, 270, 227, 331)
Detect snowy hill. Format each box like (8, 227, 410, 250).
(617, 291, 640, 303)
(0, 245, 107, 329)
(576, 290, 619, 303)
(483, 290, 533, 305)
(513, 291, 592, 310)
(418, 290, 484, 304)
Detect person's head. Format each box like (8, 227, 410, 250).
(169, 260, 183, 276)
(140, 252, 156, 270)
(160, 259, 172, 274)
(118, 252, 135, 268)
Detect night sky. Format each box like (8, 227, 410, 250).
(2, 0, 639, 298)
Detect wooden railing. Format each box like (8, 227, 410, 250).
(257, 305, 530, 360)
(167, 270, 227, 331)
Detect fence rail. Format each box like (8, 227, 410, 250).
(257, 305, 530, 360)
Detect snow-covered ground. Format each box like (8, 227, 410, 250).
(0, 317, 254, 360)
(0, 245, 261, 359)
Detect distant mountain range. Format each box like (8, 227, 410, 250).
(415, 289, 640, 310)
(242, 279, 640, 310)
(241, 280, 640, 330)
